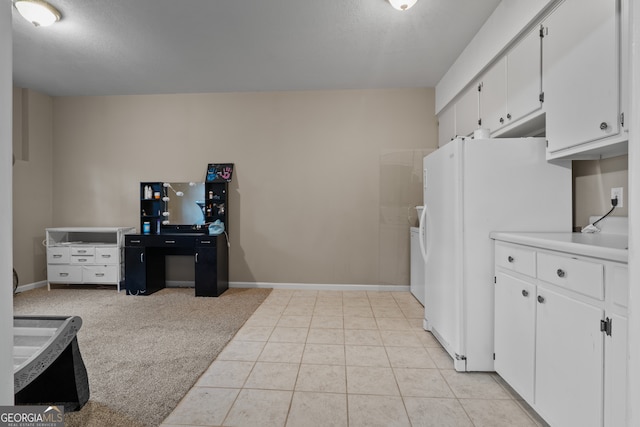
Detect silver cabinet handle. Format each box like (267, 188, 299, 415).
(195, 253, 199, 263)
(60, 272, 69, 277)
(53, 254, 62, 258)
(508, 256, 514, 263)
(101, 254, 111, 258)
(538, 295, 545, 304)
(522, 290, 529, 297)
(165, 240, 176, 244)
(95, 273, 105, 277)
(557, 269, 566, 278)
(600, 122, 608, 130)
(140, 253, 144, 263)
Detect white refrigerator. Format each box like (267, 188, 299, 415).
(418, 137, 572, 371)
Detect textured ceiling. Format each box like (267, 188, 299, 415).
(11, 0, 501, 97)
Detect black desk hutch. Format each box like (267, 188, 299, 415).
(124, 163, 233, 297)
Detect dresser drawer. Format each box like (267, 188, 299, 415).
(495, 243, 536, 278)
(47, 265, 82, 283)
(70, 255, 95, 264)
(71, 246, 95, 256)
(82, 265, 118, 283)
(95, 247, 119, 264)
(47, 247, 70, 264)
(537, 252, 604, 300)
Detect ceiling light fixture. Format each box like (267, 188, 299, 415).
(388, 0, 418, 11)
(14, 0, 61, 27)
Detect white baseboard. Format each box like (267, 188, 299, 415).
(229, 282, 410, 292)
(15, 280, 48, 293)
(18, 280, 409, 293)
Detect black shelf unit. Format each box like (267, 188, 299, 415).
(203, 182, 228, 227)
(204, 163, 233, 234)
(139, 182, 166, 235)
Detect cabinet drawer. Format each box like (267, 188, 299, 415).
(196, 237, 217, 247)
(537, 252, 604, 300)
(82, 265, 118, 283)
(47, 264, 82, 283)
(125, 236, 145, 246)
(71, 246, 95, 256)
(47, 247, 70, 264)
(95, 247, 119, 264)
(495, 243, 536, 277)
(70, 255, 95, 264)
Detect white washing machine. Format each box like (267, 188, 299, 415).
(410, 227, 425, 305)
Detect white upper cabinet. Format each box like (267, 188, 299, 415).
(436, 0, 629, 159)
(543, 0, 621, 156)
(438, 104, 455, 147)
(438, 82, 479, 147)
(480, 26, 542, 135)
(455, 83, 480, 138)
(479, 58, 507, 133)
(507, 26, 543, 125)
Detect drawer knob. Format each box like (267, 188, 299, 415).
(556, 269, 566, 278)
(522, 290, 529, 297)
(537, 295, 545, 304)
(600, 122, 608, 130)
(507, 256, 514, 263)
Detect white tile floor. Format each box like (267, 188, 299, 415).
(161, 289, 549, 427)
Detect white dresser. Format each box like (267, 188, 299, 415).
(46, 227, 136, 291)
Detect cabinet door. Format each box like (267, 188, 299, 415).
(494, 272, 536, 402)
(124, 247, 146, 295)
(507, 26, 542, 124)
(480, 58, 507, 133)
(195, 247, 218, 297)
(455, 84, 479, 137)
(535, 287, 604, 427)
(605, 313, 627, 427)
(438, 105, 455, 147)
(543, 0, 619, 153)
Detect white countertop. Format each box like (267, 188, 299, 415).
(490, 231, 628, 263)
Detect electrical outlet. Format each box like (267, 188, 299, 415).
(611, 187, 624, 207)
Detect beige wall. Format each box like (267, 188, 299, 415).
(12, 88, 53, 285)
(14, 86, 624, 287)
(51, 89, 437, 286)
(573, 155, 628, 229)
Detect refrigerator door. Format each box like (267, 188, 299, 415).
(423, 139, 465, 369)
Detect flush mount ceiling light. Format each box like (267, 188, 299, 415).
(388, 0, 418, 11)
(14, 0, 61, 27)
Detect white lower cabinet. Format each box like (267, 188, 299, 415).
(494, 271, 536, 402)
(493, 241, 627, 427)
(535, 286, 604, 427)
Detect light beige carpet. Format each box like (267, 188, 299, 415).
(13, 286, 271, 427)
